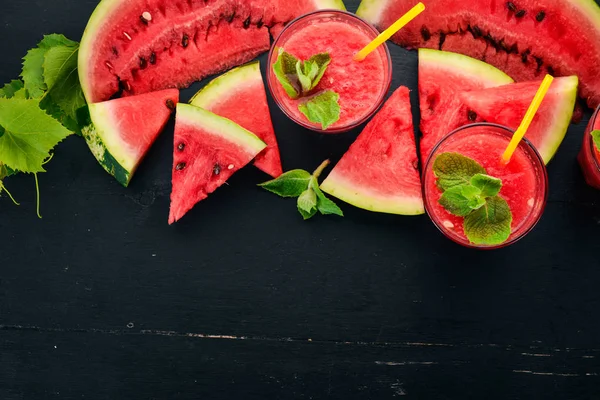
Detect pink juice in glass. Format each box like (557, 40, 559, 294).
(577, 106, 600, 189)
(422, 123, 548, 249)
(267, 11, 392, 133)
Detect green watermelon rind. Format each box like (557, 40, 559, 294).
(176, 103, 267, 154)
(356, 0, 388, 25)
(78, 106, 132, 187)
(321, 175, 425, 215)
(419, 49, 514, 86)
(314, 0, 347, 10)
(189, 61, 261, 108)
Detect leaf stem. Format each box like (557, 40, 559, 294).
(34, 173, 42, 219)
(0, 182, 20, 205)
(312, 159, 330, 179)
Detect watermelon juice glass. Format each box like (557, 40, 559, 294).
(267, 10, 392, 133)
(422, 123, 549, 249)
(577, 106, 600, 189)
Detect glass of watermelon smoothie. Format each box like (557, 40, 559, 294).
(266, 10, 392, 133)
(577, 106, 600, 189)
(422, 123, 549, 249)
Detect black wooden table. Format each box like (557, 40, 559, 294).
(2, 0, 600, 398)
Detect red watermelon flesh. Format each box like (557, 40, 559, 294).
(356, 0, 600, 109)
(320, 86, 424, 215)
(189, 62, 282, 178)
(79, 0, 346, 103)
(169, 104, 266, 224)
(419, 49, 514, 164)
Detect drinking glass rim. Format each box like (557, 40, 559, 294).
(587, 106, 600, 173)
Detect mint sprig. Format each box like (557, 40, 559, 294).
(591, 130, 600, 152)
(259, 160, 343, 220)
(273, 49, 331, 99)
(298, 90, 340, 130)
(433, 152, 512, 246)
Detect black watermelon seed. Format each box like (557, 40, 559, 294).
(421, 26, 431, 41)
(439, 32, 446, 49)
(468, 110, 477, 121)
(139, 57, 147, 69)
(176, 162, 186, 170)
(536, 11, 546, 22)
(521, 53, 528, 63)
(112, 46, 119, 56)
(149, 52, 156, 64)
(257, 18, 264, 28)
(507, 2, 517, 12)
(182, 34, 189, 48)
(166, 99, 176, 111)
(499, 39, 508, 51)
(547, 66, 555, 75)
(226, 12, 235, 23)
(213, 164, 221, 175)
(515, 10, 526, 18)
(243, 17, 251, 29)
(472, 25, 482, 39)
(177, 143, 185, 151)
(509, 43, 519, 54)
(119, 80, 131, 92)
(535, 56, 543, 69)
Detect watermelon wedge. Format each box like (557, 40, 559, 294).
(79, 0, 346, 103)
(321, 86, 424, 215)
(458, 76, 579, 164)
(356, 0, 600, 109)
(419, 49, 514, 163)
(189, 61, 282, 178)
(80, 88, 179, 186)
(169, 104, 267, 224)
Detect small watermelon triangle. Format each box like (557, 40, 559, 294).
(190, 61, 283, 178)
(81, 88, 179, 186)
(169, 104, 267, 224)
(459, 76, 579, 164)
(321, 86, 424, 215)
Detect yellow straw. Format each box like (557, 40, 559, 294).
(501, 74, 554, 163)
(354, 2, 426, 62)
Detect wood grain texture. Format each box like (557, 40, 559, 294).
(1, 0, 600, 398)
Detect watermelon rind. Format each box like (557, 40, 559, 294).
(356, 0, 388, 25)
(189, 61, 260, 108)
(314, 0, 347, 10)
(176, 104, 267, 154)
(321, 177, 425, 216)
(79, 105, 137, 187)
(419, 49, 514, 86)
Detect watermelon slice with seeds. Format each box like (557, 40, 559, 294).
(169, 104, 267, 224)
(78, 0, 346, 103)
(80, 88, 179, 186)
(321, 86, 424, 215)
(189, 61, 282, 178)
(356, 0, 600, 109)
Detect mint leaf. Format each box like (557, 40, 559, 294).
(306, 53, 330, 91)
(273, 49, 300, 99)
(464, 196, 512, 246)
(297, 188, 318, 220)
(0, 80, 25, 98)
(258, 169, 311, 197)
(433, 152, 486, 191)
(296, 53, 331, 93)
(298, 90, 340, 130)
(592, 130, 600, 152)
(311, 177, 343, 216)
(21, 47, 47, 98)
(439, 185, 475, 217)
(471, 173, 502, 197)
(0, 98, 72, 173)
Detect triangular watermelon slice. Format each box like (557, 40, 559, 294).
(189, 61, 283, 178)
(169, 104, 267, 224)
(80, 88, 179, 186)
(458, 76, 579, 164)
(321, 86, 424, 215)
(418, 49, 514, 163)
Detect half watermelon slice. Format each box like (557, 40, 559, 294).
(189, 61, 282, 178)
(419, 49, 514, 163)
(321, 86, 424, 215)
(169, 104, 267, 224)
(80, 88, 179, 186)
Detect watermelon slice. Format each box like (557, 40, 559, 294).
(419, 49, 514, 163)
(321, 86, 424, 215)
(80, 88, 179, 186)
(189, 61, 282, 178)
(356, 0, 600, 109)
(169, 104, 267, 224)
(79, 0, 346, 103)
(459, 76, 579, 164)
